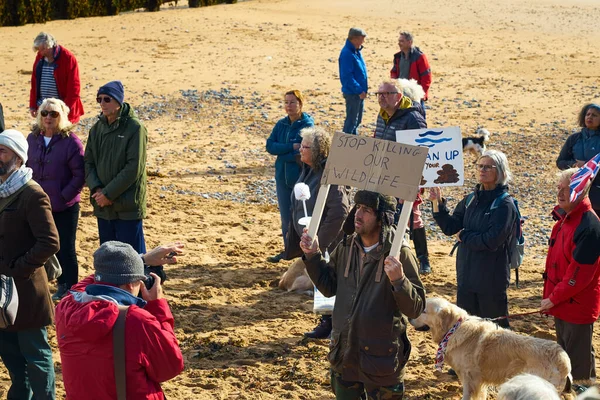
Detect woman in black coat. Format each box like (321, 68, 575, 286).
(428, 150, 516, 328)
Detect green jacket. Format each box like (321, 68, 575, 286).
(84, 103, 147, 220)
(304, 229, 425, 387)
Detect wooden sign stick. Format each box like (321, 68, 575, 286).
(390, 200, 413, 259)
(307, 184, 331, 241)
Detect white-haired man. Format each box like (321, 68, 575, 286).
(542, 168, 600, 393)
(0, 129, 60, 399)
(29, 32, 84, 124)
(373, 80, 432, 275)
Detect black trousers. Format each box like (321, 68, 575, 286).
(53, 203, 80, 287)
(457, 289, 510, 328)
(555, 318, 596, 381)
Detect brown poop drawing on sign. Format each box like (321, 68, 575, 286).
(434, 164, 460, 184)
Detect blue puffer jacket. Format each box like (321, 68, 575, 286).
(339, 40, 368, 95)
(266, 112, 314, 188)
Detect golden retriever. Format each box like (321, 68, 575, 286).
(278, 258, 313, 294)
(409, 297, 573, 400)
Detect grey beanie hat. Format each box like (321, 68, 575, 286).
(93, 241, 146, 285)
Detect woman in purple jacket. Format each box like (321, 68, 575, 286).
(27, 98, 85, 300)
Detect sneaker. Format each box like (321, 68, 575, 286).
(52, 283, 70, 301)
(267, 252, 284, 263)
(419, 257, 432, 275)
(573, 384, 588, 395)
(304, 315, 332, 339)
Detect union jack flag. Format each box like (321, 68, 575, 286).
(570, 153, 600, 202)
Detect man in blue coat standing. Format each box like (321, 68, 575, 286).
(339, 28, 368, 135)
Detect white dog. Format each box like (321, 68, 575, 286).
(410, 297, 572, 400)
(498, 373, 561, 400)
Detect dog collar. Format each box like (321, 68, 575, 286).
(435, 317, 463, 372)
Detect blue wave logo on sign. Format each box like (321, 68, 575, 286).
(415, 130, 451, 148)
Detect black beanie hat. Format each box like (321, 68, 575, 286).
(343, 191, 397, 235)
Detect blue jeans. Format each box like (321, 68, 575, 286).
(0, 327, 55, 400)
(97, 218, 147, 253)
(343, 93, 364, 135)
(421, 99, 426, 118)
(275, 177, 293, 245)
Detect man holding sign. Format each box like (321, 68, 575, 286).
(300, 190, 425, 399)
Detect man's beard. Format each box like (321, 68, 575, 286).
(0, 156, 19, 177)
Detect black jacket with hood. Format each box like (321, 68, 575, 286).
(433, 184, 516, 293)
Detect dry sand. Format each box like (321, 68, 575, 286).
(1, 0, 600, 398)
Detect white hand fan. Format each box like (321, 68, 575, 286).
(294, 183, 312, 226)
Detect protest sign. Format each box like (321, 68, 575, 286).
(321, 132, 428, 200)
(395, 127, 463, 187)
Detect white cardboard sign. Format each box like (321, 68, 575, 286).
(395, 127, 464, 188)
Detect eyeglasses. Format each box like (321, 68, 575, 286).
(374, 92, 398, 97)
(476, 164, 497, 171)
(40, 110, 59, 118)
(300, 145, 311, 150)
(96, 96, 112, 104)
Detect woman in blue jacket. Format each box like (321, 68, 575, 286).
(266, 90, 314, 262)
(557, 103, 600, 215)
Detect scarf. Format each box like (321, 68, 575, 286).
(0, 166, 33, 198)
(435, 317, 463, 372)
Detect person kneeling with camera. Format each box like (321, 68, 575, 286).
(55, 241, 184, 400)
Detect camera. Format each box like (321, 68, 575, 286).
(144, 272, 155, 290)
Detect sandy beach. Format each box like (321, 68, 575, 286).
(1, 0, 600, 398)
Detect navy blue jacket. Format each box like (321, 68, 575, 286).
(433, 184, 516, 293)
(266, 112, 314, 188)
(339, 40, 368, 95)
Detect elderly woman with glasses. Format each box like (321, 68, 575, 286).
(26, 98, 85, 300)
(428, 150, 516, 328)
(266, 90, 314, 263)
(284, 126, 350, 339)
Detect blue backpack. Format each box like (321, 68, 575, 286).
(465, 192, 525, 285)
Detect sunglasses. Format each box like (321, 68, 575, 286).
(374, 92, 398, 97)
(96, 96, 113, 104)
(40, 110, 59, 118)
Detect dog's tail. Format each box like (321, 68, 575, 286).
(476, 128, 491, 142)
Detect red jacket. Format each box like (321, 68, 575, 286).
(55, 276, 184, 400)
(543, 198, 600, 324)
(390, 47, 432, 101)
(29, 45, 84, 123)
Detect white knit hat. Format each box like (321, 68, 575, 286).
(0, 130, 28, 164)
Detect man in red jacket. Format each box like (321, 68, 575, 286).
(390, 31, 431, 116)
(55, 241, 184, 400)
(541, 168, 600, 390)
(29, 32, 84, 124)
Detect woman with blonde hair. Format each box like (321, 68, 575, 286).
(27, 98, 85, 300)
(266, 90, 314, 263)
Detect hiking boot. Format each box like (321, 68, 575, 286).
(573, 384, 588, 395)
(419, 256, 432, 275)
(304, 315, 332, 339)
(267, 252, 284, 263)
(52, 283, 70, 301)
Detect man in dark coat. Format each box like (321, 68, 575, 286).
(374, 80, 432, 275)
(0, 129, 60, 399)
(300, 190, 425, 399)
